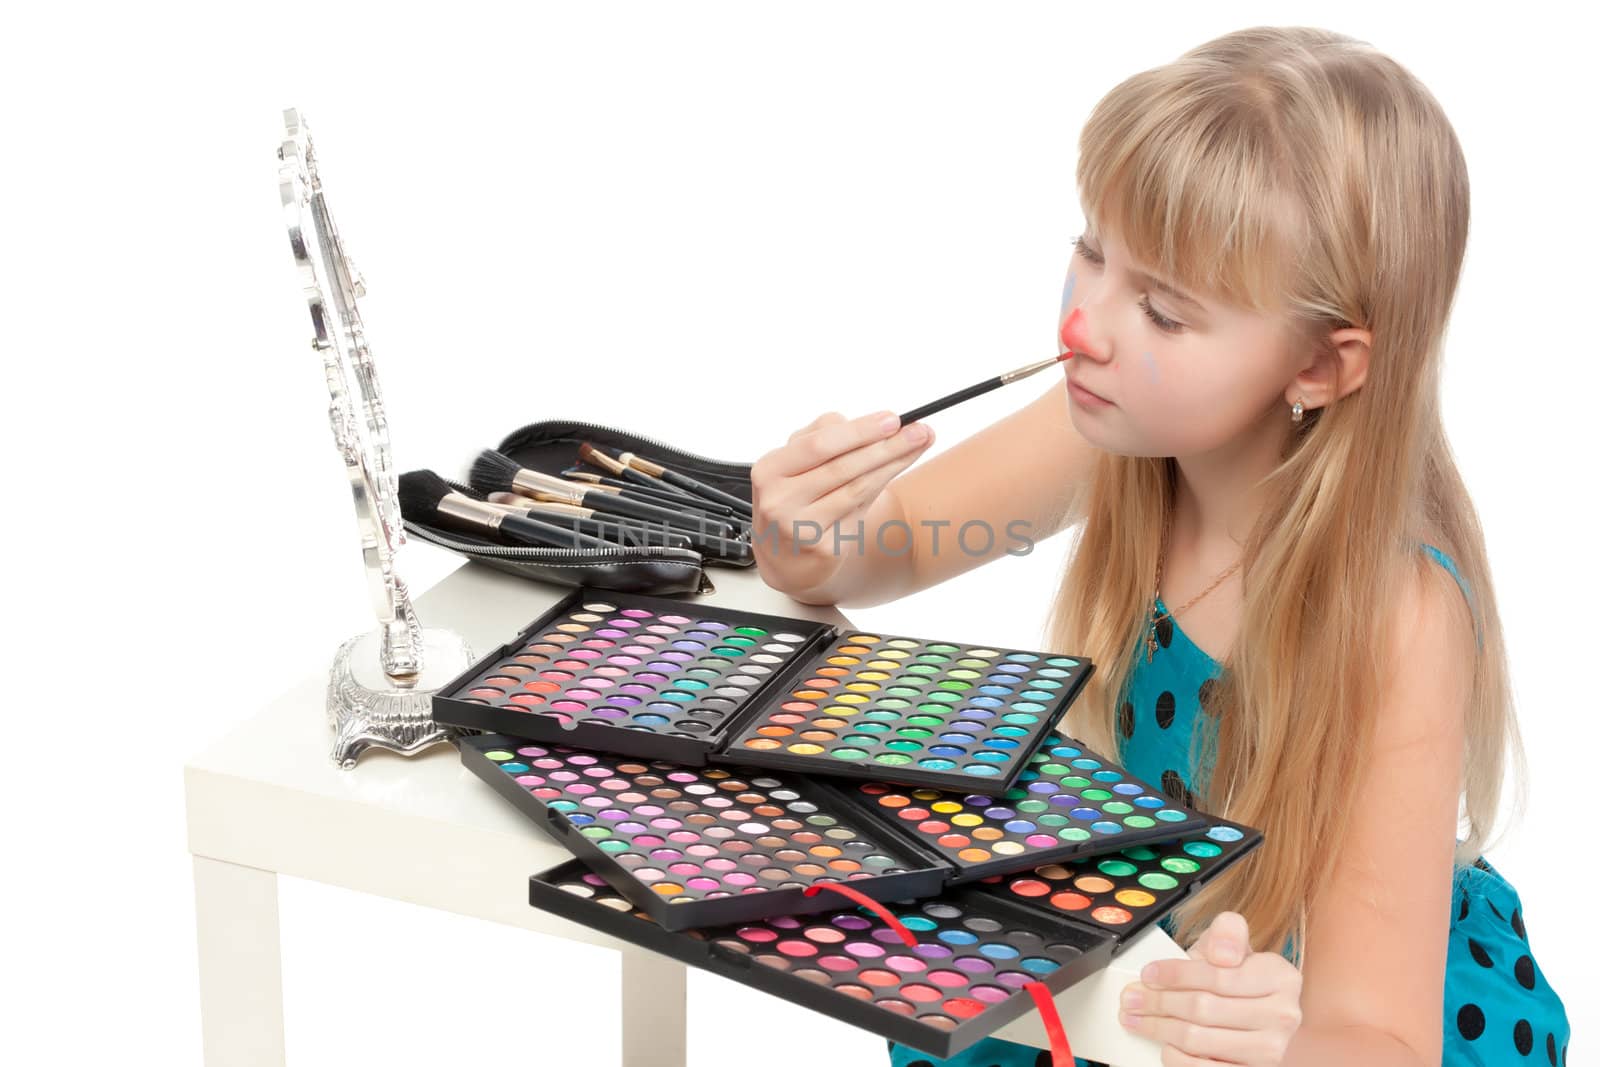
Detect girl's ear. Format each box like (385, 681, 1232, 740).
(1290, 326, 1372, 412)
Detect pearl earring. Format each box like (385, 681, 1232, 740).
(1290, 398, 1305, 423)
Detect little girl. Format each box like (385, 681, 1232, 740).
(749, 25, 1570, 1067)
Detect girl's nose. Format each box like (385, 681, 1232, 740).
(1059, 307, 1101, 359)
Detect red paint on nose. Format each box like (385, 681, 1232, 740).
(1058, 307, 1086, 355)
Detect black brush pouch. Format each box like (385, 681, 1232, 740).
(401, 418, 755, 596)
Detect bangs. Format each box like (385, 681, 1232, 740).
(1075, 70, 1304, 314)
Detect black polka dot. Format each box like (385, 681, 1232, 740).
(1468, 938, 1493, 967)
(1155, 614, 1173, 648)
(1512, 907, 1527, 940)
(1033, 1054, 1053, 1067)
(906, 1061, 933, 1067)
(1119, 700, 1135, 739)
(1458, 894, 1470, 921)
(1160, 769, 1194, 808)
(1547, 1032, 1558, 1065)
(1197, 677, 1218, 716)
(1515, 1019, 1533, 1056)
(1515, 954, 1535, 990)
(1457, 1003, 1486, 1041)
(1154, 691, 1176, 729)
(1488, 900, 1506, 922)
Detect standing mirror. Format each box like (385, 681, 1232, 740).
(278, 107, 474, 767)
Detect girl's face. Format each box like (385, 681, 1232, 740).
(1058, 219, 1302, 458)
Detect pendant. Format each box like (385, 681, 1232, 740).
(1145, 620, 1159, 663)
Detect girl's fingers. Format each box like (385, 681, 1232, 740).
(765, 410, 903, 478)
(1191, 912, 1251, 967)
(1155, 1047, 1233, 1067)
(788, 411, 847, 445)
(798, 436, 933, 529)
(1141, 953, 1296, 998)
(1124, 983, 1276, 1030)
(1124, 1012, 1285, 1063)
(791, 422, 932, 507)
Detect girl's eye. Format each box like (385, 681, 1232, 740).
(1073, 235, 1186, 334)
(1139, 295, 1183, 333)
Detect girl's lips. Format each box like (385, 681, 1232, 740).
(1068, 377, 1114, 406)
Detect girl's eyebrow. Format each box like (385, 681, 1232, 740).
(1081, 223, 1205, 309)
(1129, 267, 1204, 310)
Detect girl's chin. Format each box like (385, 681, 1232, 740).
(1067, 411, 1171, 460)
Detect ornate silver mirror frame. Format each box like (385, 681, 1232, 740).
(278, 108, 474, 767)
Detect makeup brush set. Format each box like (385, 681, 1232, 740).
(399, 419, 761, 595)
(438, 586, 1264, 1059)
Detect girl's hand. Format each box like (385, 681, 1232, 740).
(1119, 912, 1303, 1066)
(748, 410, 933, 597)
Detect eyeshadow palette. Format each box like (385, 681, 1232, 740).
(464, 729, 1209, 927)
(434, 589, 835, 766)
(434, 586, 1096, 792)
(461, 735, 948, 930)
(529, 858, 1112, 1058)
(528, 814, 1264, 1056)
(825, 733, 1209, 881)
(723, 628, 1094, 791)
(976, 817, 1264, 941)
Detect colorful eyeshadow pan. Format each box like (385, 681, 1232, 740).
(724, 631, 1093, 791)
(836, 734, 1207, 881)
(435, 590, 834, 765)
(530, 858, 1109, 1059)
(463, 736, 946, 929)
(435, 588, 1096, 792)
(981, 817, 1264, 940)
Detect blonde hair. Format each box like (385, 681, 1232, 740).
(1042, 26, 1526, 961)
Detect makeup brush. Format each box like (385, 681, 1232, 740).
(484, 492, 695, 550)
(398, 471, 620, 550)
(481, 491, 751, 561)
(489, 488, 750, 560)
(576, 442, 698, 497)
(471, 450, 738, 539)
(581, 442, 754, 518)
(557, 469, 736, 517)
(897, 352, 1072, 424)
(560, 469, 742, 519)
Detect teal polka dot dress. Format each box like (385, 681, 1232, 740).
(889, 545, 1570, 1067)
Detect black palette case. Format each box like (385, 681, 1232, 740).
(527, 816, 1262, 1058)
(460, 731, 1208, 930)
(401, 419, 757, 596)
(434, 587, 1096, 793)
(530, 857, 1108, 1059)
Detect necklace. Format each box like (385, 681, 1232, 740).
(1145, 509, 1243, 663)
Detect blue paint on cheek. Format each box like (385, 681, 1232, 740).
(1142, 351, 1158, 381)
(1060, 271, 1077, 317)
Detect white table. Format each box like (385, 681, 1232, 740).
(184, 562, 853, 1067)
(185, 561, 1171, 1066)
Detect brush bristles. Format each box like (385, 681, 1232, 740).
(397, 470, 456, 522)
(469, 449, 524, 496)
(579, 441, 625, 475)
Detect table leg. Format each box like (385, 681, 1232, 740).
(192, 855, 287, 1066)
(621, 947, 687, 1067)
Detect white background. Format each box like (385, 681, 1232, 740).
(5, 1, 1595, 1063)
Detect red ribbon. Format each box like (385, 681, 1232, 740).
(1025, 981, 1075, 1067)
(801, 883, 916, 946)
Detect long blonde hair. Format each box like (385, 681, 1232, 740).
(1042, 26, 1525, 960)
